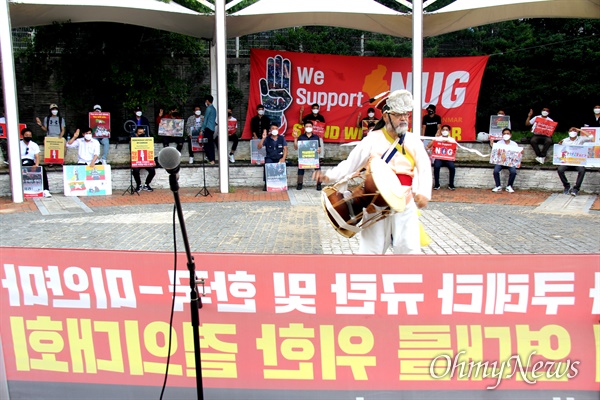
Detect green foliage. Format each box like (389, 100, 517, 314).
(19, 21, 207, 129)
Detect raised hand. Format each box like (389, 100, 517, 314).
(259, 55, 293, 131)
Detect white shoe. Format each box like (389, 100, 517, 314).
(541, 157, 545, 164)
(536, 157, 544, 164)
(505, 186, 515, 193)
(229, 154, 235, 163)
(43, 190, 52, 198)
(492, 186, 502, 192)
(101, 159, 107, 165)
(189, 157, 194, 164)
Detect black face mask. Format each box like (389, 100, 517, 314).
(428, 110, 434, 115)
(23, 137, 31, 143)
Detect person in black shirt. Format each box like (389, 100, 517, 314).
(422, 104, 441, 137)
(258, 123, 288, 191)
(584, 104, 600, 128)
(300, 103, 326, 124)
(250, 104, 271, 139)
(292, 121, 322, 191)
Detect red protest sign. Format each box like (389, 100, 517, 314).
(431, 140, 457, 161)
(0, 123, 27, 139)
(532, 117, 558, 137)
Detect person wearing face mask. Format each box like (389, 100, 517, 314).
(66, 127, 100, 166)
(91, 105, 110, 165)
(292, 121, 322, 191)
(300, 103, 326, 125)
(36, 104, 66, 138)
(491, 128, 521, 193)
(226, 108, 239, 163)
(556, 127, 594, 196)
(250, 104, 271, 140)
(314, 90, 432, 255)
(185, 105, 204, 164)
(526, 107, 554, 164)
(427, 124, 456, 190)
(132, 106, 150, 130)
(584, 104, 600, 128)
(258, 123, 288, 191)
(357, 107, 378, 138)
(20, 128, 51, 197)
(201, 95, 217, 164)
(422, 104, 441, 138)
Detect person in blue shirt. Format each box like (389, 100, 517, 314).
(258, 123, 288, 191)
(201, 95, 217, 164)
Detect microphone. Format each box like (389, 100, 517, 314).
(158, 147, 181, 192)
(158, 147, 181, 174)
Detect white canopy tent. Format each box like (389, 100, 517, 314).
(2, 0, 599, 202)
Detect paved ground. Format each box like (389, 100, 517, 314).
(1, 186, 599, 255)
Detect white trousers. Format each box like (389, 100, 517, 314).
(358, 201, 421, 254)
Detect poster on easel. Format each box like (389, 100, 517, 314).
(0, 123, 27, 139)
(490, 148, 523, 168)
(21, 166, 43, 198)
(63, 165, 112, 196)
(158, 118, 184, 137)
(251, 139, 266, 165)
(298, 140, 319, 169)
(130, 137, 155, 168)
(43, 137, 65, 164)
(89, 112, 111, 138)
(265, 162, 287, 192)
(431, 140, 457, 161)
(489, 115, 511, 140)
(190, 128, 204, 152)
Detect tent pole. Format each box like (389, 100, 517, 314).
(0, 0, 24, 203)
(215, 0, 229, 193)
(412, 0, 423, 136)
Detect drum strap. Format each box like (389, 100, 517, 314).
(381, 128, 415, 168)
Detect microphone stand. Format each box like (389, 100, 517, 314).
(195, 137, 211, 197)
(167, 172, 204, 400)
(122, 140, 139, 196)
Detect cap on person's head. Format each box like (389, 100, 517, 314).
(49, 103, 58, 110)
(426, 104, 436, 112)
(257, 104, 265, 110)
(135, 106, 142, 111)
(93, 104, 102, 111)
(376, 90, 413, 114)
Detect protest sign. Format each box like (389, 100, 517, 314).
(251, 139, 266, 165)
(130, 137, 155, 168)
(431, 140, 457, 161)
(63, 165, 112, 196)
(489, 115, 511, 140)
(265, 162, 287, 191)
(490, 148, 523, 168)
(0, 123, 26, 139)
(532, 117, 557, 137)
(158, 118, 184, 137)
(21, 166, 43, 198)
(298, 140, 319, 169)
(89, 112, 111, 138)
(43, 137, 65, 164)
(552, 144, 588, 167)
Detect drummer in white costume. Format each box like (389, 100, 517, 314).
(314, 90, 432, 254)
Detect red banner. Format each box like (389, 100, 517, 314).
(533, 117, 558, 137)
(0, 123, 27, 139)
(1, 248, 598, 399)
(243, 49, 488, 143)
(89, 112, 111, 138)
(431, 140, 457, 161)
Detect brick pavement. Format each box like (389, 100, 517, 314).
(1, 187, 598, 255)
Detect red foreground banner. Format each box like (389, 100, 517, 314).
(243, 49, 488, 143)
(1, 248, 598, 398)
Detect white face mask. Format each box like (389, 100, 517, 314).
(84, 133, 92, 140)
(503, 134, 511, 141)
(271, 130, 279, 135)
(441, 130, 450, 137)
(194, 110, 201, 116)
(594, 108, 600, 115)
(541, 111, 549, 117)
(257, 109, 265, 116)
(135, 111, 142, 117)
(368, 112, 375, 118)
(51, 110, 58, 116)
(568, 131, 578, 138)
(312, 108, 319, 114)
(305, 127, 313, 133)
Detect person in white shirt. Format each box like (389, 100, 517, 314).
(66, 127, 100, 166)
(525, 107, 554, 164)
(314, 90, 432, 254)
(491, 128, 522, 193)
(20, 127, 51, 197)
(185, 105, 204, 164)
(556, 127, 593, 196)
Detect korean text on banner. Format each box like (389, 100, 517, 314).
(243, 49, 488, 142)
(0, 249, 599, 399)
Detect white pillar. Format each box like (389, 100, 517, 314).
(412, 0, 423, 137)
(214, 0, 229, 193)
(0, 0, 24, 203)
